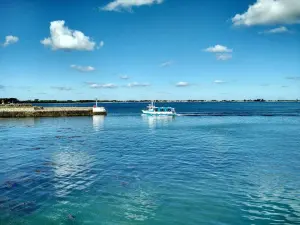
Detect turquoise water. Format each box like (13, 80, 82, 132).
(1, 103, 300, 224)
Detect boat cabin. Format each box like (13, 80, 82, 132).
(152, 107, 174, 112)
(142, 101, 176, 115)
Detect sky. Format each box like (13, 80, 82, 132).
(0, 0, 300, 100)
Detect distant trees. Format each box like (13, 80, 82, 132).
(243, 99, 266, 102)
(0, 98, 19, 104)
(0, 98, 298, 104)
(253, 99, 266, 102)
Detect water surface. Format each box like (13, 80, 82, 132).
(1, 103, 300, 224)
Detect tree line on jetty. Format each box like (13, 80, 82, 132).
(1, 98, 299, 105)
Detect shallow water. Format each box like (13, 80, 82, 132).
(1, 103, 300, 224)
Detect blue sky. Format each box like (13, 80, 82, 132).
(0, 0, 299, 100)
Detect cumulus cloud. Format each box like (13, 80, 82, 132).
(101, 0, 164, 12)
(214, 80, 226, 84)
(90, 83, 117, 89)
(3, 35, 19, 47)
(204, 45, 232, 53)
(120, 75, 129, 79)
(51, 86, 73, 91)
(176, 81, 189, 87)
(205, 45, 233, 61)
(260, 26, 290, 34)
(216, 54, 232, 61)
(127, 82, 150, 87)
(41, 20, 96, 51)
(160, 60, 173, 67)
(232, 0, 300, 26)
(70, 64, 95, 72)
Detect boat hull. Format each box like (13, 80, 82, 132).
(142, 110, 176, 116)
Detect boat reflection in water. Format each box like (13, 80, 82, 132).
(142, 114, 175, 129)
(92, 115, 105, 131)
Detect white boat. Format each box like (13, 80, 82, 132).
(142, 101, 176, 116)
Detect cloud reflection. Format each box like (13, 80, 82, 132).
(52, 150, 95, 197)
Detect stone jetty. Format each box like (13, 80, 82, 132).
(0, 105, 107, 117)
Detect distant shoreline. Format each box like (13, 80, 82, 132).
(18, 99, 300, 103)
(31, 100, 298, 103)
(1, 98, 299, 104)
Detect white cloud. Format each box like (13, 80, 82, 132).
(97, 41, 104, 49)
(90, 83, 117, 89)
(176, 81, 189, 87)
(260, 26, 290, 34)
(216, 54, 232, 61)
(3, 35, 19, 47)
(160, 60, 173, 67)
(204, 45, 232, 53)
(232, 0, 300, 26)
(101, 0, 164, 12)
(127, 82, 150, 87)
(70, 65, 95, 72)
(205, 45, 233, 61)
(41, 20, 96, 51)
(120, 75, 129, 79)
(214, 80, 226, 84)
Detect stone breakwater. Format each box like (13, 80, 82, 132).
(0, 107, 107, 117)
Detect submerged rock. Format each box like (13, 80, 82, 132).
(68, 136, 82, 139)
(10, 201, 38, 215)
(67, 214, 76, 221)
(3, 181, 17, 189)
(121, 181, 129, 187)
(55, 136, 64, 139)
(43, 161, 57, 166)
(0, 196, 9, 204)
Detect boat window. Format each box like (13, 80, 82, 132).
(154, 108, 158, 112)
(160, 108, 165, 112)
(167, 108, 171, 112)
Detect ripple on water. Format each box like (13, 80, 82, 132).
(0, 115, 300, 224)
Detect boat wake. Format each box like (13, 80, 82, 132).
(176, 112, 300, 117)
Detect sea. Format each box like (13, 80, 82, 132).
(0, 102, 300, 225)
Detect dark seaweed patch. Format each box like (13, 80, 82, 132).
(9, 201, 38, 215)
